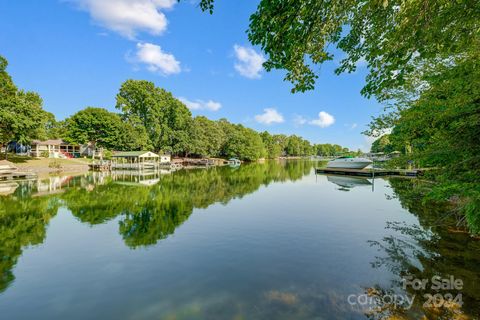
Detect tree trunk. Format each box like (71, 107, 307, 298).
(91, 141, 97, 160)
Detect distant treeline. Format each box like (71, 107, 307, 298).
(0, 56, 357, 160)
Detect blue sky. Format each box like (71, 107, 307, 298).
(0, 0, 383, 151)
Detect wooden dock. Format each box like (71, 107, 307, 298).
(89, 161, 179, 171)
(0, 161, 37, 180)
(0, 171, 37, 180)
(315, 167, 420, 177)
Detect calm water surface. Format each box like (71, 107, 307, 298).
(1, 161, 479, 319)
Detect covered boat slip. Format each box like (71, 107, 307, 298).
(110, 151, 163, 170)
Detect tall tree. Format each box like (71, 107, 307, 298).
(190, 116, 225, 157)
(260, 131, 283, 158)
(115, 80, 192, 154)
(64, 107, 147, 151)
(0, 56, 50, 159)
(218, 119, 266, 161)
(285, 135, 303, 156)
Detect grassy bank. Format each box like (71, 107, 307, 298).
(1, 154, 91, 175)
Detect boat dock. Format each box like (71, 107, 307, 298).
(89, 157, 227, 171)
(0, 161, 37, 181)
(0, 171, 37, 180)
(315, 167, 420, 177)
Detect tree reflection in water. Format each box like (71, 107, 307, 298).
(0, 194, 59, 293)
(0, 160, 316, 291)
(1, 165, 479, 320)
(365, 178, 480, 319)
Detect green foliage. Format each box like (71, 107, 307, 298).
(465, 196, 480, 235)
(260, 131, 283, 158)
(218, 119, 266, 161)
(0, 56, 51, 153)
(65, 107, 123, 149)
(370, 135, 394, 153)
(0, 56, 351, 162)
(64, 107, 148, 151)
(190, 116, 225, 157)
(39, 112, 66, 140)
(116, 79, 192, 154)
(313, 143, 352, 156)
(198, 0, 479, 96)
(285, 135, 303, 156)
(195, 0, 480, 232)
(48, 159, 62, 170)
(384, 53, 480, 232)
(103, 149, 113, 160)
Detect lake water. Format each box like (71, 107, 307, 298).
(1, 161, 479, 319)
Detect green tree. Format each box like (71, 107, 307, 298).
(260, 131, 283, 158)
(218, 119, 266, 161)
(385, 57, 480, 231)
(64, 107, 147, 151)
(0, 56, 51, 158)
(272, 134, 288, 156)
(285, 135, 303, 156)
(115, 80, 192, 154)
(43, 113, 66, 139)
(301, 139, 313, 156)
(120, 115, 150, 151)
(370, 134, 394, 153)
(199, 0, 478, 97)
(190, 116, 225, 157)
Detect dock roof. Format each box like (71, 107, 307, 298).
(112, 151, 159, 158)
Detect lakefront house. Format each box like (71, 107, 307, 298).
(30, 139, 81, 158)
(10, 140, 99, 158)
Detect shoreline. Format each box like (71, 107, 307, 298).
(2, 158, 90, 178)
(2, 155, 320, 178)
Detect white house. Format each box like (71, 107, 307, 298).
(30, 139, 80, 158)
(29, 139, 100, 158)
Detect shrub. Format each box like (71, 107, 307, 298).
(103, 150, 113, 160)
(48, 159, 62, 170)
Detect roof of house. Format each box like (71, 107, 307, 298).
(31, 139, 70, 146)
(112, 151, 159, 158)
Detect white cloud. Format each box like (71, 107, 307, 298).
(178, 97, 222, 111)
(293, 114, 307, 126)
(134, 42, 181, 75)
(310, 111, 335, 128)
(233, 45, 265, 79)
(73, 0, 176, 39)
(254, 108, 284, 124)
